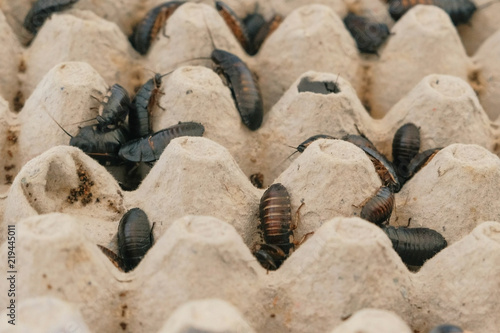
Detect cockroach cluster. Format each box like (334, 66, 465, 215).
(290, 123, 447, 267)
(98, 208, 155, 272)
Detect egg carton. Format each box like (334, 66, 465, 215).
(1, 0, 500, 332)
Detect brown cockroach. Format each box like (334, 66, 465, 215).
(392, 123, 420, 181)
(403, 147, 441, 181)
(389, 0, 481, 25)
(215, 1, 253, 54)
(358, 145, 401, 193)
(94, 84, 132, 131)
(130, 1, 186, 55)
(98, 208, 154, 272)
(250, 173, 264, 189)
(343, 13, 390, 54)
(251, 14, 283, 53)
(381, 225, 447, 266)
(360, 186, 394, 226)
(24, 0, 79, 34)
(254, 183, 294, 270)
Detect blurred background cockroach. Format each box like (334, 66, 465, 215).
(130, 1, 186, 55)
(118, 121, 205, 163)
(389, 0, 479, 25)
(381, 225, 447, 266)
(343, 13, 390, 54)
(254, 183, 295, 270)
(99, 208, 155, 272)
(24, 0, 80, 35)
(360, 186, 394, 226)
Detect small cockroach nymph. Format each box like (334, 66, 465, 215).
(94, 84, 132, 131)
(254, 183, 295, 270)
(392, 123, 420, 181)
(381, 225, 447, 266)
(343, 13, 390, 54)
(98, 208, 155, 272)
(129, 71, 173, 139)
(118, 121, 205, 163)
(360, 186, 394, 226)
(130, 1, 186, 55)
(389, 0, 479, 26)
(250, 172, 264, 189)
(403, 147, 442, 181)
(24, 0, 79, 34)
(429, 324, 466, 333)
(203, 12, 264, 130)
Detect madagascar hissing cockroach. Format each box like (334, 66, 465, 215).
(381, 225, 447, 266)
(215, 1, 253, 54)
(99, 208, 154, 272)
(360, 186, 394, 226)
(343, 13, 390, 54)
(242, 11, 266, 46)
(130, 1, 186, 55)
(403, 147, 441, 181)
(388, 0, 478, 25)
(95, 84, 132, 131)
(202, 14, 264, 130)
(129, 71, 173, 138)
(392, 123, 420, 181)
(250, 172, 264, 188)
(118, 121, 205, 163)
(341, 134, 378, 152)
(23, 0, 79, 34)
(429, 324, 465, 333)
(254, 183, 294, 270)
(251, 14, 283, 53)
(357, 145, 401, 193)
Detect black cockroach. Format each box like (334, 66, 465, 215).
(118, 121, 205, 163)
(242, 11, 266, 45)
(250, 172, 264, 188)
(251, 14, 283, 53)
(404, 147, 441, 181)
(215, 1, 253, 54)
(388, 0, 479, 25)
(129, 71, 173, 139)
(392, 123, 420, 180)
(343, 13, 390, 54)
(429, 324, 465, 333)
(130, 1, 186, 55)
(341, 134, 378, 152)
(98, 208, 154, 272)
(360, 186, 394, 226)
(94, 84, 132, 131)
(381, 225, 447, 266)
(254, 183, 294, 270)
(202, 14, 264, 131)
(23, 0, 79, 34)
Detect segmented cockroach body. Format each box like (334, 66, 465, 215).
(392, 123, 420, 180)
(296, 134, 336, 153)
(69, 125, 130, 165)
(216, 1, 253, 54)
(129, 72, 171, 138)
(343, 13, 390, 54)
(404, 147, 441, 181)
(211, 50, 263, 130)
(389, 0, 477, 25)
(341, 134, 378, 152)
(96, 84, 132, 131)
(254, 183, 294, 270)
(243, 12, 266, 45)
(360, 186, 394, 226)
(252, 14, 283, 53)
(381, 226, 447, 266)
(250, 172, 264, 188)
(118, 121, 205, 163)
(429, 324, 464, 333)
(358, 146, 401, 192)
(99, 208, 154, 272)
(130, 1, 185, 55)
(23, 0, 79, 34)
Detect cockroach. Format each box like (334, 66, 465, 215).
(381, 225, 447, 266)
(118, 121, 205, 163)
(129, 71, 173, 138)
(429, 324, 465, 333)
(251, 14, 283, 53)
(341, 134, 378, 152)
(23, 0, 79, 34)
(199, 12, 263, 130)
(250, 172, 264, 188)
(360, 186, 394, 226)
(392, 123, 420, 181)
(254, 183, 294, 270)
(94, 84, 132, 131)
(356, 145, 401, 192)
(343, 13, 390, 54)
(388, 0, 478, 25)
(242, 12, 266, 45)
(99, 208, 154, 272)
(215, 1, 253, 54)
(130, 1, 186, 55)
(403, 147, 441, 181)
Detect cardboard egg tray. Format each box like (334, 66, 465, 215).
(1, 1, 500, 332)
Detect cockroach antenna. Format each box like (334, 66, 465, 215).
(43, 109, 73, 138)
